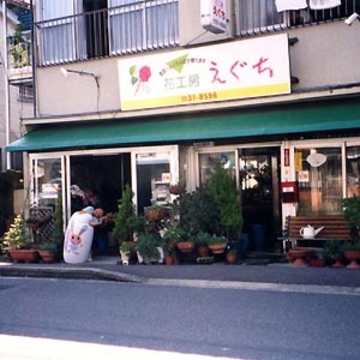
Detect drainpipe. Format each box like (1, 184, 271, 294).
(2, 0, 11, 170)
(29, 0, 36, 118)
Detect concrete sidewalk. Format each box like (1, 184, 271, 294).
(1, 255, 360, 295)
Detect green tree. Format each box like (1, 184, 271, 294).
(112, 184, 137, 243)
(206, 161, 243, 240)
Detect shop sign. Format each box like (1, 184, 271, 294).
(118, 34, 291, 111)
(200, 0, 228, 34)
(136, 152, 169, 164)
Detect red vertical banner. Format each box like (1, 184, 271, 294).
(284, 148, 290, 167)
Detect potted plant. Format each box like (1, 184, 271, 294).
(144, 203, 168, 222)
(226, 248, 238, 264)
(206, 161, 243, 241)
(178, 187, 218, 237)
(1, 214, 38, 263)
(341, 195, 360, 268)
(162, 242, 175, 265)
(206, 234, 228, 254)
(119, 241, 135, 265)
(112, 184, 138, 244)
(9, 24, 29, 67)
(163, 226, 185, 244)
(196, 231, 211, 258)
(341, 241, 360, 269)
(324, 240, 343, 268)
(136, 233, 163, 264)
(309, 250, 326, 267)
(38, 242, 59, 264)
(169, 182, 186, 195)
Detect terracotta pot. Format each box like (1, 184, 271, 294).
(332, 256, 344, 268)
(38, 250, 56, 264)
(177, 241, 195, 253)
(165, 255, 174, 265)
(145, 208, 168, 221)
(309, 258, 326, 267)
(208, 243, 227, 254)
(9, 249, 39, 263)
(288, 248, 308, 266)
(226, 252, 238, 264)
(343, 250, 360, 269)
(197, 244, 210, 258)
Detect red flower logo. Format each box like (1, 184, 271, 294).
(139, 66, 151, 82)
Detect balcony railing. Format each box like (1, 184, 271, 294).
(35, 0, 179, 66)
(236, 0, 360, 36)
(8, 35, 32, 69)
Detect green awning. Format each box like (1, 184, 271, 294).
(7, 99, 360, 152)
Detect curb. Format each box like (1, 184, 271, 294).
(1, 263, 360, 296)
(146, 278, 360, 295)
(0, 264, 145, 283)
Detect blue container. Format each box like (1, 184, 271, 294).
(239, 233, 250, 255)
(252, 224, 265, 251)
(96, 234, 108, 251)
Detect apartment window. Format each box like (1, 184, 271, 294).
(236, 0, 360, 36)
(109, 0, 179, 55)
(18, 85, 34, 103)
(238, 0, 286, 35)
(37, 0, 76, 64)
(36, 0, 179, 66)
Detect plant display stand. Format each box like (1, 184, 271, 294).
(196, 256, 214, 264)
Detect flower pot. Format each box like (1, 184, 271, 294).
(343, 250, 360, 269)
(145, 207, 168, 222)
(197, 244, 210, 258)
(309, 258, 326, 267)
(208, 243, 227, 254)
(38, 250, 56, 264)
(177, 241, 195, 253)
(165, 255, 174, 265)
(226, 252, 238, 264)
(9, 249, 39, 264)
(288, 248, 308, 266)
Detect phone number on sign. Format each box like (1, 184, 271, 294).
(181, 92, 218, 103)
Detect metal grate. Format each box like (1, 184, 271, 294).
(29, 207, 55, 243)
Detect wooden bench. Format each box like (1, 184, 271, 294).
(284, 215, 352, 250)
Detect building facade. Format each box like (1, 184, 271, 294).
(0, 0, 33, 172)
(7, 0, 360, 251)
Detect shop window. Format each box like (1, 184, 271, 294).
(346, 146, 360, 197)
(136, 152, 171, 213)
(198, 152, 235, 185)
(33, 158, 62, 209)
(295, 147, 342, 215)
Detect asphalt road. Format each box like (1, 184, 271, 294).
(1, 277, 359, 360)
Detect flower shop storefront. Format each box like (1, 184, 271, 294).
(6, 97, 360, 252)
(28, 145, 180, 223)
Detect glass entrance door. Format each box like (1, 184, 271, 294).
(239, 147, 281, 251)
(29, 156, 66, 239)
(132, 146, 178, 215)
(30, 156, 65, 211)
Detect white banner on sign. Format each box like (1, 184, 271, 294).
(275, 0, 307, 12)
(309, 0, 341, 10)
